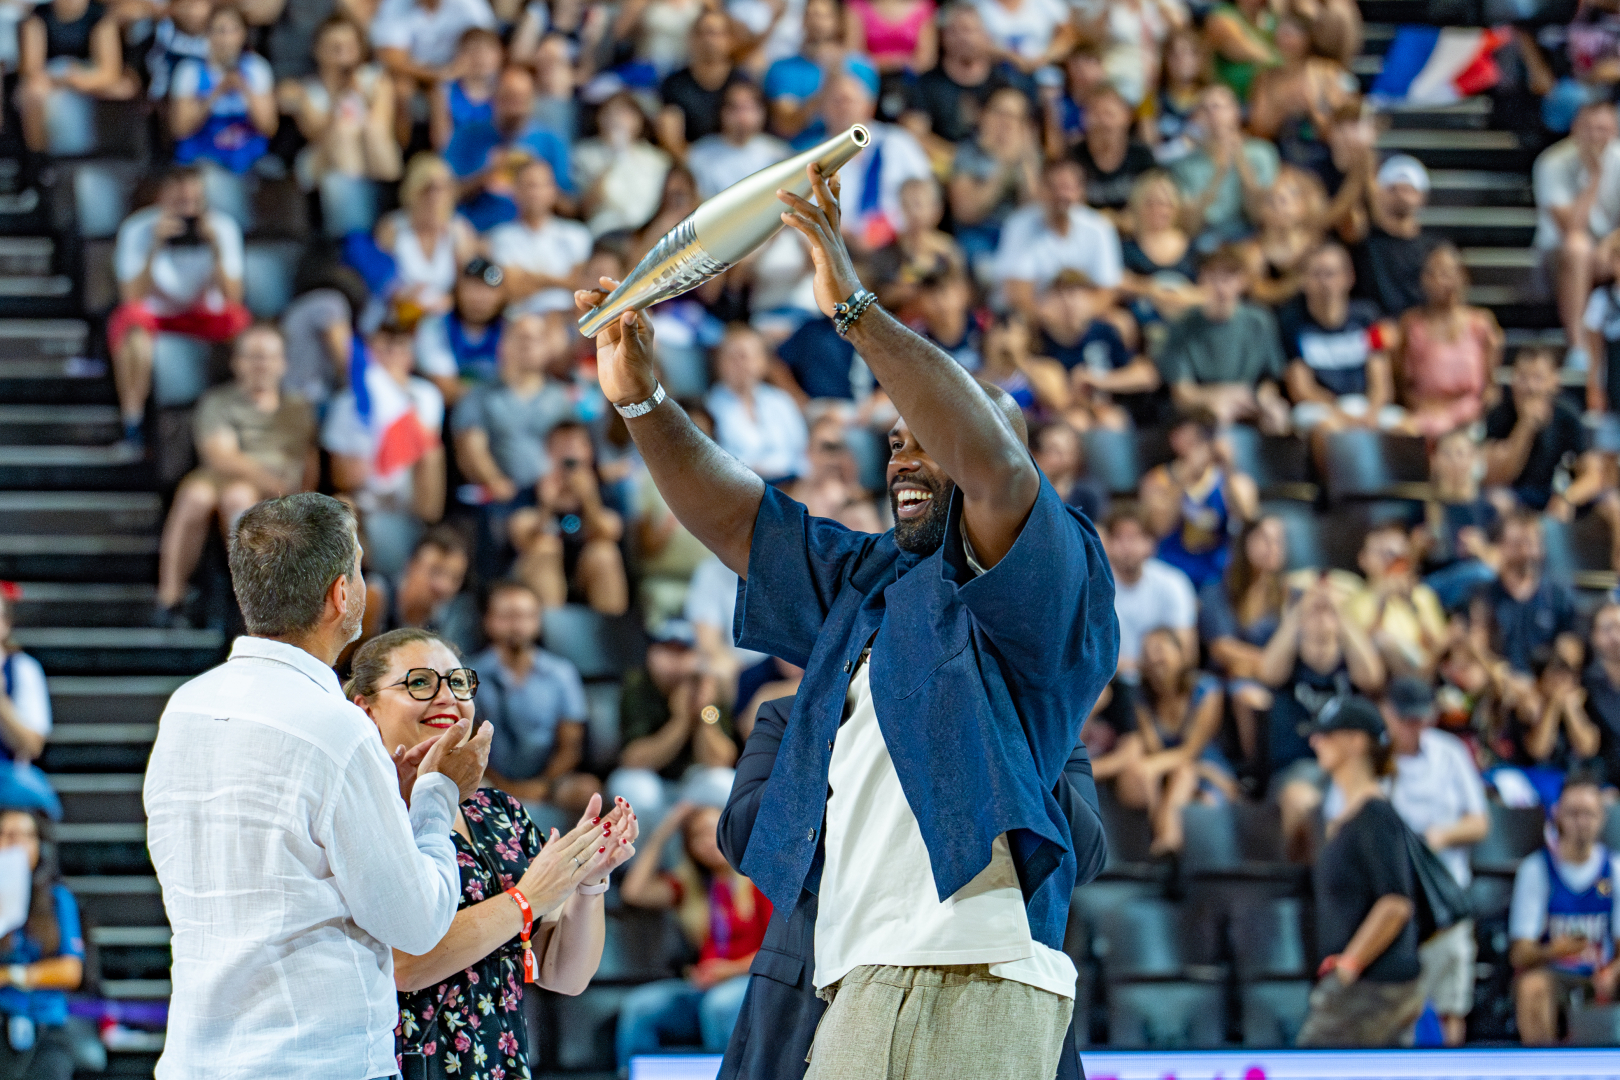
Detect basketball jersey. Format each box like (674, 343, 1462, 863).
(1543, 845, 1616, 977)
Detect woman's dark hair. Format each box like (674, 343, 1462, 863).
(1224, 516, 1286, 625)
(342, 628, 460, 699)
(0, 810, 60, 957)
(1369, 736, 1396, 779)
(1137, 626, 1198, 708)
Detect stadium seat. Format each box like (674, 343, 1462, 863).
(1322, 429, 1429, 504)
(80, 238, 117, 315)
(1070, 880, 1163, 936)
(1083, 428, 1140, 496)
(1095, 899, 1185, 981)
(1179, 802, 1242, 876)
(87, 99, 148, 160)
(1240, 980, 1312, 1047)
(1472, 801, 1547, 876)
(595, 907, 682, 983)
(243, 241, 302, 320)
(1224, 427, 1315, 502)
(1318, 501, 1426, 572)
(248, 177, 310, 239)
(1569, 1001, 1620, 1046)
(1231, 898, 1309, 981)
(1542, 514, 1614, 581)
(1467, 874, 1514, 922)
(541, 605, 648, 680)
(548, 984, 637, 1072)
(1606, 803, 1620, 853)
(1233, 800, 1287, 863)
(583, 681, 623, 774)
(1107, 981, 1226, 1048)
(1095, 783, 1161, 881)
(151, 334, 213, 408)
(655, 344, 710, 400)
(1263, 500, 1324, 572)
(71, 161, 141, 240)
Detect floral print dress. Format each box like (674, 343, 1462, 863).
(396, 787, 543, 1080)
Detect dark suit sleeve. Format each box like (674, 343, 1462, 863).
(718, 695, 794, 870)
(1054, 738, 1107, 889)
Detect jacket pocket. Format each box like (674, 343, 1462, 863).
(749, 946, 805, 988)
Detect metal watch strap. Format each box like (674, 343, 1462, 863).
(613, 381, 666, 418)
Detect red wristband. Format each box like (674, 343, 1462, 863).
(506, 887, 537, 983)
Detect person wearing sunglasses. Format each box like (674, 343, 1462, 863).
(346, 626, 641, 1080)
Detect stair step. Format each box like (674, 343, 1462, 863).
(102, 980, 171, 999)
(1382, 98, 1491, 131)
(59, 836, 153, 876)
(0, 351, 112, 405)
(0, 537, 158, 583)
(1379, 128, 1532, 171)
(11, 583, 160, 627)
(48, 675, 185, 725)
(0, 536, 157, 554)
(47, 723, 158, 744)
(0, 319, 89, 357)
(58, 823, 147, 842)
(17, 627, 223, 675)
(1419, 205, 1537, 248)
(51, 774, 145, 793)
(93, 926, 169, 946)
(0, 404, 121, 445)
(0, 238, 54, 276)
(0, 491, 161, 534)
(0, 274, 71, 297)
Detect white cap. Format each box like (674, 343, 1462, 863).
(1376, 154, 1430, 194)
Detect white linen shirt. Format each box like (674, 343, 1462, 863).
(145, 636, 462, 1080)
(993, 203, 1124, 295)
(488, 214, 594, 316)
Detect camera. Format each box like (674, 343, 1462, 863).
(170, 216, 206, 247)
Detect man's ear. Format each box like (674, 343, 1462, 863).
(329, 571, 351, 621)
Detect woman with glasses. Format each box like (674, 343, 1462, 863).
(345, 628, 640, 1080)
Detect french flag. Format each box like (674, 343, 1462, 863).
(1370, 25, 1509, 105)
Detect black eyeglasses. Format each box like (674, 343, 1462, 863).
(387, 668, 480, 701)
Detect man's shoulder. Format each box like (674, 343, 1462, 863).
(161, 660, 376, 763)
(1534, 136, 1577, 177)
(532, 646, 583, 682)
(116, 205, 160, 240)
(1141, 557, 1196, 597)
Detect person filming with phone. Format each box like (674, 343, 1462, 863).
(145, 493, 493, 1080)
(508, 421, 630, 616)
(345, 626, 639, 1080)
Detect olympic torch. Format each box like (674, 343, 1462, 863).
(577, 124, 871, 338)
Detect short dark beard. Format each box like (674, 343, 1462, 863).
(891, 476, 955, 555)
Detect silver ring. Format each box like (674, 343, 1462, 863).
(572, 856, 582, 870)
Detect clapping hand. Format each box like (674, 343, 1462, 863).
(518, 793, 639, 916)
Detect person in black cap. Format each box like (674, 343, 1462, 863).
(1297, 694, 1427, 1048)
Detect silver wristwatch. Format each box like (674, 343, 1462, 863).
(613, 382, 666, 419)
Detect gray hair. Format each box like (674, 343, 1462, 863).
(228, 493, 359, 638)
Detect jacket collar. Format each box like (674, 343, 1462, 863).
(229, 636, 344, 699)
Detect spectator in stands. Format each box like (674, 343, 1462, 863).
(364, 527, 480, 655)
(413, 257, 506, 403)
(847, 0, 937, 81)
(143, 0, 210, 106)
(1038, 270, 1157, 429)
(14, 0, 136, 154)
(0, 591, 57, 819)
(658, 10, 743, 150)
(1490, 654, 1601, 797)
(1344, 523, 1447, 680)
(1118, 170, 1201, 337)
(947, 86, 1043, 266)
(809, 71, 933, 252)
(1265, 580, 1385, 851)
(471, 580, 600, 814)
(1031, 421, 1108, 520)
(1093, 626, 1230, 854)
(1245, 14, 1355, 176)
(1393, 243, 1502, 439)
(1138, 28, 1204, 163)
(509, 422, 630, 615)
(573, 90, 673, 236)
(783, 413, 887, 531)
(109, 164, 251, 448)
(1139, 409, 1258, 588)
(687, 81, 789, 199)
(1281, 241, 1401, 438)
(1420, 429, 1502, 611)
(427, 26, 500, 153)
(995, 157, 1124, 319)
(1102, 503, 1198, 681)
(609, 619, 741, 831)
(1318, 678, 1487, 1045)
(168, 5, 278, 174)
(155, 325, 318, 628)
(1073, 0, 1185, 111)
(867, 176, 965, 313)
(279, 265, 365, 409)
(1203, 0, 1276, 102)
(374, 153, 482, 324)
(1510, 772, 1620, 1046)
(0, 809, 84, 1074)
(1473, 511, 1579, 675)
(1485, 347, 1600, 518)
(1535, 101, 1619, 370)
(762, 0, 849, 139)
(1297, 696, 1425, 1048)
(617, 804, 768, 1065)
(1242, 165, 1327, 308)
(371, 0, 498, 146)
(636, 402, 719, 626)
(1583, 602, 1620, 786)
(973, 0, 1073, 74)
(903, 2, 1008, 145)
(1170, 84, 1278, 248)
(1199, 515, 1288, 768)
(323, 316, 448, 578)
(447, 65, 574, 233)
(489, 159, 592, 318)
(1154, 245, 1290, 431)
(705, 324, 809, 481)
(1359, 154, 1436, 318)
(1070, 85, 1156, 215)
(978, 312, 1071, 419)
(346, 628, 633, 1080)
(613, 0, 705, 80)
(278, 17, 402, 238)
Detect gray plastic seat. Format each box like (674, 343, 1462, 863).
(1108, 980, 1226, 1048)
(1241, 980, 1312, 1047)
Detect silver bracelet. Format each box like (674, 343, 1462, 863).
(613, 382, 666, 418)
(576, 879, 610, 895)
(833, 289, 878, 337)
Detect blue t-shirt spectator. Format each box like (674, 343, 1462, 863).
(0, 884, 84, 1028)
(444, 126, 573, 232)
(1041, 321, 1129, 374)
(469, 646, 587, 780)
(1198, 579, 1281, 652)
(1276, 296, 1382, 397)
(778, 318, 861, 400)
(1483, 575, 1577, 673)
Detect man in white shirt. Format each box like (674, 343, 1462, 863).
(1102, 502, 1197, 673)
(489, 159, 592, 317)
(993, 157, 1123, 318)
(371, 0, 496, 142)
(1534, 101, 1620, 371)
(686, 81, 789, 199)
(145, 492, 492, 1080)
(816, 71, 933, 253)
(109, 164, 250, 448)
(1322, 677, 1487, 1047)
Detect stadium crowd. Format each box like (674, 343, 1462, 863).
(10, 0, 1620, 1066)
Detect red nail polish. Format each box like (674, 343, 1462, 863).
(592, 817, 600, 824)
(598, 847, 606, 853)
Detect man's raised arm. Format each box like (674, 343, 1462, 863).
(778, 168, 1040, 567)
(574, 289, 765, 579)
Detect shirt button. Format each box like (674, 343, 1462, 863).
(807, 829, 816, 842)
(843, 660, 852, 673)
(827, 739, 834, 752)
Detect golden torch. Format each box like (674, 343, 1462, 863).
(577, 124, 870, 338)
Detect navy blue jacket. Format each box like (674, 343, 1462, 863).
(733, 480, 1117, 949)
(717, 695, 1108, 1080)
